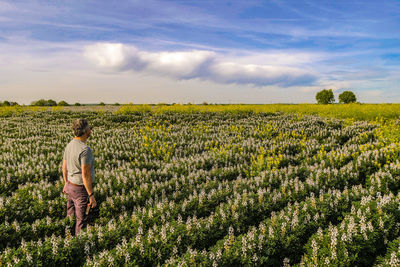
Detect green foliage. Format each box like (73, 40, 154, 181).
(99, 102, 106, 106)
(74, 102, 81, 106)
(31, 99, 57, 106)
(339, 91, 357, 103)
(316, 89, 335, 104)
(0, 100, 19, 107)
(57, 100, 69, 106)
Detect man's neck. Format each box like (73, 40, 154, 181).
(74, 136, 87, 143)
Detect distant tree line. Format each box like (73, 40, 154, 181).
(315, 89, 357, 104)
(0, 101, 19, 106)
(30, 99, 79, 106)
(31, 99, 59, 106)
(29, 99, 123, 106)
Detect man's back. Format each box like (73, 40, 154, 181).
(63, 138, 95, 185)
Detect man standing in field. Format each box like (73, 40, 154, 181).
(62, 118, 96, 235)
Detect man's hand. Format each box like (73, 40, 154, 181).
(89, 195, 97, 208)
(63, 183, 67, 194)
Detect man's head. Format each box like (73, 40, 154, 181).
(72, 118, 91, 138)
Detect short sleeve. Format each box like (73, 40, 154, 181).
(80, 147, 93, 166)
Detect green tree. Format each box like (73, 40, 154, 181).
(339, 91, 357, 104)
(47, 99, 57, 106)
(99, 102, 106, 106)
(74, 102, 81, 106)
(31, 99, 57, 106)
(316, 89, 335, 104)
(31, 99, 44, 106)
(57, 100, 69, 106)
(2, 101, 10, 106)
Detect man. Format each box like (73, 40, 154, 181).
(62, 118, 96, 235)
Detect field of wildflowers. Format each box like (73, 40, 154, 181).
(1, 105, 400, 266)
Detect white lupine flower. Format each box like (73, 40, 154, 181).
(389, 252, 400, 266)
(311, 239, 318, 257)
(26, 252, 33, 263)
(13, 256, 20, 264)
(283, 257, 290, 266)
(160, 226, 167, 242)
(209, 252, 215, 261)
(125, 253, 131, 264)
(216, 249, 222, 260)
(85, 242, 90, 257)
(317, 227, 323, 240)
(379, 217, 385, 230)
(269, 225, 274, 237)
(242, 237, 247, 255)
(313, 213, 320, 222)
(325, 257, 330, 265)
(51, 235, 58, 256)
(341, 232, 348, 242)
(291, 213, 299, 228)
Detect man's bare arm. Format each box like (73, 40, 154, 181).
(62, 160, 68, 183)
(82, 164, 96, 208)
(82, 164, 94, 195)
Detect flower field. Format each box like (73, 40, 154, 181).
(1, 107, 400, 266)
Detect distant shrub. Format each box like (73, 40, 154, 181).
(31, 99, 57, 106)
(47, 99, 57, 106)
(74, 102, 81, 106)
(99, 102, 106, 106)
(0, 101, 18, 106)
(339, 91, 357, 104)
(57, 100, 69, 106)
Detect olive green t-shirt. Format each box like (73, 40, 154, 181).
(63, 139, 95, 185)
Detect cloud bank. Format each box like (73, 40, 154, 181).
(84, 43, 317, 87)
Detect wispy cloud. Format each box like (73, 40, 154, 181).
(84, 43, 317, 87)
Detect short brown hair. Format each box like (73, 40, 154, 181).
(72, 118, 89, 137)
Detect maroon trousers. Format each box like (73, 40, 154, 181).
(65, 182, 89, 235)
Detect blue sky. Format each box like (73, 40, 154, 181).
(0, 0, 399, 104)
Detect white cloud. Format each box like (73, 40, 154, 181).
(84, 43, 129, 68)
(209, 62, 315, 87)
(84, 42, 317, 87)
(84, 43, 216, 79)
(140, 50, 216, 79)
(226, 51, 326, 67)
